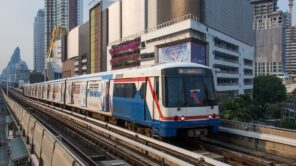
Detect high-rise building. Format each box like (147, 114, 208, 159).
(285, 27, 296, 76)
(44, 0, 57, 67)
(89, 1, 113, 73)
(0, 47, 30, 86)
(56, 0, 83, 31)
(34, 9, 45, 73)
(202, 0, 254, 46)
(285, 0, 296, 79)
(251, 0, 287, 76)
(44, 0, 83, 80)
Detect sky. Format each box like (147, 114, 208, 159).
(0, 0, 93, 74)
(0, 0, 293, 74)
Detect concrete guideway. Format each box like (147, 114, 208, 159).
(219, 121, 296, 161)
(220, 127, 296, 147)
(2, 90, 86, 166)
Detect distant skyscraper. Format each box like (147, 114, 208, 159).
(44, 0, 57, 68)
(0, 47, 30, 85)
(34, 9, 45, 73)
(285, 0, 296, 78)
(44, 0, 83, 68)
(56, 0, 83, 31)
(251, 0, 287, 76)
(285, 27, 296, 76)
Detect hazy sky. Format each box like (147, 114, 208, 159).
(0, 0, 293, 73)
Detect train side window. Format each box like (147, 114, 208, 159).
(114, 83, 137, 98)
(139, 83, 147, 99)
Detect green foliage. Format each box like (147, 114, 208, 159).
(265, 103, 284, 119)
(277, 118, 296, 130)
(253, 75, 287, 107)
(291, 88, 296, 97)
(220, 75, 291, 127)
(220, 96, 284, 122)
(221, 94, 256, 122)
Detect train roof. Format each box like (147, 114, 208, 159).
(27, 62, 211, 85)
(66, 62, 211, 80)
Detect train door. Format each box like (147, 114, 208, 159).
(80, 81, 87, 107)
(132, 79, 147, 123)
(61, 82, 65, 104)
(113, 80, 135, 120)
(66, 82, 72, 104)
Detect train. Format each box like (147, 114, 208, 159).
(23, 62, 220, 138)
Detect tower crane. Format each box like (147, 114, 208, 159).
(47, 26, 67, 60)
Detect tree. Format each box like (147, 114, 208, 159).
(277, 118, 296, 130)
(253, 75, 287, 114)
(291, 88, 296, 97)
(221, 94, 256, 122)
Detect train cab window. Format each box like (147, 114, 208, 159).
(162, 68, 217, 107)
(114, 83, 137, 98)
(139, 83, 147, 99)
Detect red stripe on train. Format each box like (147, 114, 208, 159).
(114, 77, 146, 83)
(114, 77, 219, 121)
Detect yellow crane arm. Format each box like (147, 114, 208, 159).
(47, 26, 67, 59)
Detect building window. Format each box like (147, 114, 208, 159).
(244, 69, 253, 76)
(244, 59, 253, 66)
(214, 37, 239, 52)
(244, 79, 253, 85)
(213, 64, 239, 74)
(217, 78, 239, 86)
(141, 53, 154, 61)
(214, 51, 239, 63)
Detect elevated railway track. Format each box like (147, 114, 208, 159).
(4, 87, 296, 165)
(4, 88, 226, 166)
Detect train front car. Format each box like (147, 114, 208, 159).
(155, 64, 219, 138)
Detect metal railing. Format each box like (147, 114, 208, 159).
(109, 14, 200, 45)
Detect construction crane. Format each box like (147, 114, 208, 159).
(47, 26, 67, 60)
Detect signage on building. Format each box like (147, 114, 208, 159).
(109, 38, 141, 70)
(158, 41, 206, 65)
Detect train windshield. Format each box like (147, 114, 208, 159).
(163, 68, 216, 107)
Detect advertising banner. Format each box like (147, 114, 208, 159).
(158, 42, 206, 65)
(159, 42, 190, 63)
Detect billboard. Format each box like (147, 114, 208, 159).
(158, 42, 206, 65)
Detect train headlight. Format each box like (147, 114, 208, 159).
(209, 114, 213, 119)
(180, 116, 185, 121)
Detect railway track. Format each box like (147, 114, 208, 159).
(5, 88, 226, 166)
(9, 87, 292, 166)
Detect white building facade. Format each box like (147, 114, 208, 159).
(106, 0, 254, 101)
(107, 19, 254, 101)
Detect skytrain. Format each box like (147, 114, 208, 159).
(24, 62, 219, 137)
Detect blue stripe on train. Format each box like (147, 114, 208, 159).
(112, 93, 220, 137)
(151, 119, 220, 137)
